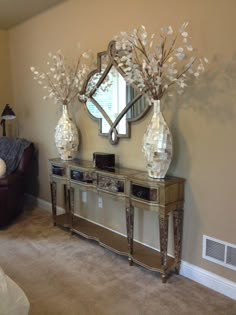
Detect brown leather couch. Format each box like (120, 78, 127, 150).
(0, 143, 34, 227)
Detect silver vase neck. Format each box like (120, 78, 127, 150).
(62, 104, 69, 116)
(153, 100, 160, 113)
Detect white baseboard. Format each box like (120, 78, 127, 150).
(25, 194, 64, 214)
(180, 260, 236, 300)
(25, 194, 236, 300)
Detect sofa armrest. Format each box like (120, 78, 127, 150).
(0, 171, 24, 187)
(18, 143, 34, 174)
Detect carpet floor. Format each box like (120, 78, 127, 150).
(0, 207, 235, 315)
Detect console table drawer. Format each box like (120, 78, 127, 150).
(97, 174, 125, 193)
(131, 184, 159, 202)
(52, 165, 65, 177)
(70, 169, 96, 184)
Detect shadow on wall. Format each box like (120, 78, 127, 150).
(165, 52, 236, 174)
(24, 145, 39, 200)
(163, 53, 236, 261)
(164, 53, 236, 120)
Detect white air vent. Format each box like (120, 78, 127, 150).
(226, 246, 236, 268)
(203, 235, 236, 271)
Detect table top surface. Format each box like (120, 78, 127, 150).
(49, 158, 185, 184)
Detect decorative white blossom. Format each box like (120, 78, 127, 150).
(114, 23, 208, 103)
(31, 49, 93, 105)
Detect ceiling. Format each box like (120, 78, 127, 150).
(0, 0, 65, 30)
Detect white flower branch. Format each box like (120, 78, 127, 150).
(31, 49, 93, 106)
(114, 22, 208, 103)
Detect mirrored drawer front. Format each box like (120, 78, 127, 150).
(71, 169, 95, 184)
(52, 165, 65, 176)
(97, 175, 125, 193)
(131, 184, 159, 202)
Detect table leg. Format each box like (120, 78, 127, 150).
(173, 209, 183, 274)
(50, 181, 57, 226)
(69, 187, 75, 231)
(159, 214, 169, 283)
(126, 205, 134, 265)
(63, 184, 70, 228)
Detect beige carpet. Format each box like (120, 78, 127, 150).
(0, 207, 235, 315)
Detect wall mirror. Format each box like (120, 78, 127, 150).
(80, 41, 150, 145)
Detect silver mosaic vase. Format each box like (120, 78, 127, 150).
(143, 100, 173, 179)
(55, 104, 79, 160)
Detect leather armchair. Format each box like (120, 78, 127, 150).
(0, 143, 34, 227)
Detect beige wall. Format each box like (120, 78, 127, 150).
(0, 30, 13, 132)
(8, 0, 236, 282)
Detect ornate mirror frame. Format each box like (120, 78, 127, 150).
(80, 41, 150, 145)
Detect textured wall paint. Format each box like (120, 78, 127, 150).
(8, 0, 236, 282)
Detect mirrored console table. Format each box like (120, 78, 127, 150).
(49, 158, 185, 282)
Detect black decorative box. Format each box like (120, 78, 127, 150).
(93, 152, 115, 170)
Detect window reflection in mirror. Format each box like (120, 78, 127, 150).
(86, 65, 147, 134)
(87, 66, 126, 134)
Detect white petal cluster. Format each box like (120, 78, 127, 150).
(30, 49, 92, 105)
(114, 22, 208, 102)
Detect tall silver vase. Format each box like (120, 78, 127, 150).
(55, 104, 79, 160)
(143, 100, 173, 179)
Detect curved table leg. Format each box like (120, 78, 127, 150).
(126, 205, 134, 266)
(173, 209, 184, 274)
(159, 213, 169, 283)
(50, 181, 57, 226)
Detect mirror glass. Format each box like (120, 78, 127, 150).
(80, 41, 150, 144)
